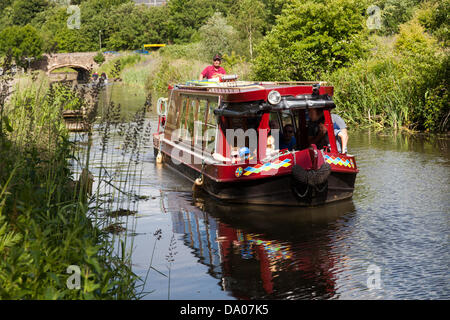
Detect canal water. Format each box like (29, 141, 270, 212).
(82, 84, 449, 300)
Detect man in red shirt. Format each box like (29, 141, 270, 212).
(199, 54, 226, 80)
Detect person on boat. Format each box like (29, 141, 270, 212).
(267, 119, 280, 154)
(239, 147, 251, 160)
(280, 124, 296, 151)
(308, 108, 348, 153)
(199, 54, 226, 80)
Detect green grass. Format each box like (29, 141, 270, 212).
(50, 67, 77, 74)
(95, 52, 150, 78)
(0, 64, 142, 299)
(325, 34, 448, 132)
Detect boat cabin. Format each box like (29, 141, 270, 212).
(159, 81, 340, 164)
(154, 80, 357, 206)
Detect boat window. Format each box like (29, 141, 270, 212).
(220, 115, 262, 157)
(278, 110, 297, 151)
(293, 109, 309, 150)
(187, 99, 196, 142)
(194, 98, 205, 147)
(177, 97, 188, 140)
(269, 112, 281, 150)
(204, 99, 218, 154)
(280, 110, 294, 133)
(197, 99, 207, 127)
(306, 108, 331, 150)
(166, 99, 177, 129)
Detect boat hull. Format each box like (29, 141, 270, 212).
(157, 147, 356, 207)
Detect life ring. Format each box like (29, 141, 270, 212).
(157, 97, 168, 117)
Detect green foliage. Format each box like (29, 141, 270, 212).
(159, 42, 208, 62)
(222, 51, 246, 70)
(105, 3, 169, 51)
(34, 0, 132, 52)
(0, 66, 139, 299)
(394, 20, 437, 54)
(326, 30, 448, 132)
(49, 83, 85, 111)
(415, 0, 450, 46)
(93, 51, 105, 65)
(422, 81, 450, 132)
(0, 0, 13, 12)
(147, 58, 204, 97)
(96, 53, 143, 78)
(228, 0, 268, 59)
(261, 0, 291, 27)
(252, 0, 368, 81)
(10, 0, 50, 26)
(373, 0, 423, 35)
(167, 0, 227, 43)
(0, 25, 43, 70)
(199, 12, 238, 60)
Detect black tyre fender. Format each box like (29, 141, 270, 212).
(292, 162, 331, 187)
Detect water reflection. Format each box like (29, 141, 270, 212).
(164, 192, 356, 299)
(88, 84, 449, 299)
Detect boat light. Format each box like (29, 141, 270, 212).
(267, 90, 282, 105)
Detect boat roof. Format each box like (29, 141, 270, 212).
(172, 80, 334, 103)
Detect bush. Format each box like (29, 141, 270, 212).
(415, 0, 450, 46)
(96, 53, 144, 78)
(374, 0, 423, 35)
(0, 64, 139, 299)
(159, 42, 207, 62)
(0, 24, 43, 70)
(326, 30, 448, 132)
(252, 0, 368, 81)
(199, 12, 239, 61)
(93, 51, 105, 65)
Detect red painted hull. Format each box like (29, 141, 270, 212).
(154, 133, 358, 206)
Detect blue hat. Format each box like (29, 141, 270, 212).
(239, 147, 250, 159)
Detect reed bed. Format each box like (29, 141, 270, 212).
(325, 34, 448, 132)
(0, 55, 154, 299)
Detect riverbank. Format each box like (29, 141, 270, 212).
(0, 65, 141, 299)
(105, 40, 447, 134)
(91, 48, 252, 107)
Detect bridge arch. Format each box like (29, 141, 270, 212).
(48, 64, 92, 82)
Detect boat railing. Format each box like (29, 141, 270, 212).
(175, 80, 329, 92)
(259, 81, 328, 86)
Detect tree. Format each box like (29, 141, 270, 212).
(261, 0, 291, 27)
(37, 0, 133, 52)
(105, 3, 169, 50)
(252, 0, 368, 81)
(0, 25, 43, 70)
(167, 0, 220, 43)
(199, 12, 238, 60)
(373, 0, 423, 35)
(10, 0, 50, 26)
(0, 0, 13, 12)
(229, 0, 267, 59)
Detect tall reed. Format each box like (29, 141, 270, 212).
(0, 57, 144, 299)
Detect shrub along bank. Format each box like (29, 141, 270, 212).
(0, 63, 138, 299)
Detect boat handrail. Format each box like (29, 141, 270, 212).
(260, 81, 328, 86)
(176, 80, 329, 91)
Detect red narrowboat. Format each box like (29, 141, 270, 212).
(153, 80, 358, 206)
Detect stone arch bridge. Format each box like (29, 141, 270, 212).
(33, 52, 116, 81)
